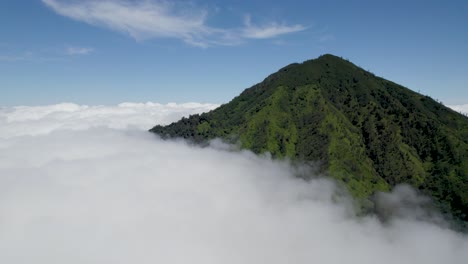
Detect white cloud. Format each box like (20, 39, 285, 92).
(67, 46, 94, 55)
(0, 102, 467, 263)
(241, 15, 306, 39)
(0, 102, 219, 138)
(448, 104, 468, 115)
(42, 0, 307, 47)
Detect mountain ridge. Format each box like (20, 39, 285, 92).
(150, 54, 468, 227)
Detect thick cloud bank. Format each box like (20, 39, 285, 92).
(0, 102, 219, 138)
(0, 103, 467, 264)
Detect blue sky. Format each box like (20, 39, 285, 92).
(1, 0, 467, 106)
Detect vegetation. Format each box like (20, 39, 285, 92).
(150, 54, 468, 227)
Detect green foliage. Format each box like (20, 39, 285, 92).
(150, 54, 468, 226)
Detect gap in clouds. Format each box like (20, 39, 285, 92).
(0, 102, 467, 264)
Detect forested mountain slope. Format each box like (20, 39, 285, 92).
(151, 54, 468, 225)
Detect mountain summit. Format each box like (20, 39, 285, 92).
(150, 54, 468, 225)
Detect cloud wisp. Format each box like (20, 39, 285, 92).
(66, 46, 94, 55)
(0, 46, 94, 63)
(0, 51, 34, 62)
(241, 15, 306, 39)
(0, 102, 467, 263)
(0, 55, 28, 62)
(42, 0, 307, 47)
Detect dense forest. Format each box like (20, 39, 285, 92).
(151, 54, 468, 228)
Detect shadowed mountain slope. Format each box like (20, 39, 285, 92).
(150, 54, 468, 225)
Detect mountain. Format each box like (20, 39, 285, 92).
(150, 54, 468, 226)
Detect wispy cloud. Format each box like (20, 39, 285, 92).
(0, 55, 27, 62)
(318, 33, 335, 42)
(42, 0, 307, 47)
(241, 15, 306, 39)
(0, 51, 33, 62)
(66, 46, 94, 55)
(0, 46, 93, 63)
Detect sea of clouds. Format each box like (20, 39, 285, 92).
(0, 102, 467, 264)
(449, 104, 468, 115)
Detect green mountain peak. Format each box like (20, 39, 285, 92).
(150, 54, 468, 227)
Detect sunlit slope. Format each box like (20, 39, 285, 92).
(150, 54, 468, 223)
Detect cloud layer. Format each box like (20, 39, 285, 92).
(448, 104, 468, 115)
(42, 0, 306, 47)
(0, 102, 467, 263)
(0, 102, 218, 138)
